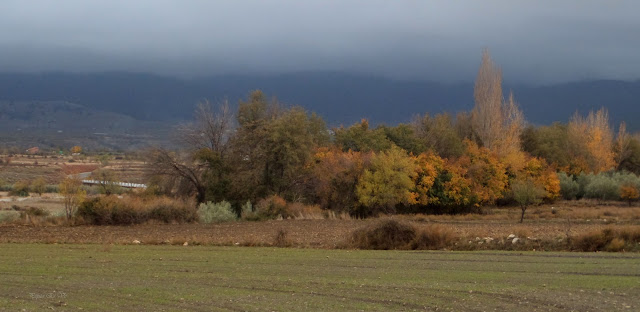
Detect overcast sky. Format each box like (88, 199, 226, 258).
(1, 0, 639, 84)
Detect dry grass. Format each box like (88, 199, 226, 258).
(60, 164, 99, 175)
(574, 227, 640, 252)
(325, 211, 352, 220)
(410, 225, 456, 250)
(0, 194, 65, 213)
(287, 202, 325, 220)
(272, 229, 292, 247)
(77, 195, 197, 225)
(403, 202, 640, 223)
(0, 165, 63, 184)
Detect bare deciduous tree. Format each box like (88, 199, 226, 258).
(59, 177, 86, 221)
(615, 121, 632, 168)
(92, 168, 118, 196)
(568, 108, 615, 173)
(471, 50, 525, 169)
(149, 99, 235, 204)
(147, 148, 207, 204)
(176, 99, 233, 157)
(472, 49, 504, 150)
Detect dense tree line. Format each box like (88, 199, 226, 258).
(148, 50, 638, 216)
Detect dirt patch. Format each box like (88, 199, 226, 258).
(1, 219, 637, 249)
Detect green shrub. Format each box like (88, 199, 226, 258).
(45, 185, 59, 193)
(9, 181, 30, 197)
(0, 211, 20, 223)
(23, 207, 50, 217)
(31, 177, 47, 196)
(82, 185, 103, 196)
(198, 201, 237, 223)
(571, 171, 640, 201)
(240, 200, 255, 220)
(612, 171, 640, 189)
(576, 173, 594, 199)
(584, 174, 620, 200)
(558, 172, 579, 200)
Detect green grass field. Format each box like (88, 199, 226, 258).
(1, 244, 638, 311)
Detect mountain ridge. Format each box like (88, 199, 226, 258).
(0, 71, 638, 130)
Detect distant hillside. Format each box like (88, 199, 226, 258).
(0, 101, 169, 150)
(0, 72, 638, 130)
(0, 100, 139, 131)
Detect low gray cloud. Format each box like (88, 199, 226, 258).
(1, 0, 639, 84)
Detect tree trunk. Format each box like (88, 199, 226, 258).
(196, 186, 206, 205)
(520, 205, 527, 223)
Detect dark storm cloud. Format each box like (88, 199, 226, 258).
(1, 0, 639, 83)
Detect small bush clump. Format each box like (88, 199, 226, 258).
(272, 229, 292, 247)
(22, 207, 50, 217)
(584, 175, 619, 201)
(77, 196, 196, 225)
(410, 225, 456, 250)
(620, 185, 640, 205)
(240, 200, 253, 218)
(286, 202, 325, 219)
(31, 177, 47, 196)
(605, 238, 626, 252)
(249, 196, 325, 220)
(198, 201, 237, 223)
(558, 172, 579, 200)
(574, 227, 640, 252)
(45, 185, 59, 193)
(255, 195, 288, 219)
(8, 181, 30, 197)
(78, 197, 134, 225)
(149, 199, 198, 223)
(351, 219, 417, 250)
(350, 219, 459, 250)
(0, 211, 20, 223)
(559, 171, 640, 202)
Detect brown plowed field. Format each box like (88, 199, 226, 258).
(0, 219, 634, 248)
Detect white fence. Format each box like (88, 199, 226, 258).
(81, 180, 147, 189)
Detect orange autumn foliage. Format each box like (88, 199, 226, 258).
(519, 157, 561, 200)
(411, 152, 445, 205)
(455, 140, 508, 205)
(567, 108, 615, 174)
(310, 147, 370, 212)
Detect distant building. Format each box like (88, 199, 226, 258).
(26, 147, 39, 154)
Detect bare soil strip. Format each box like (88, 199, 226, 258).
(1, 219, 636, 249)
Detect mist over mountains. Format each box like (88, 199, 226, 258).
(1, 71, 639, 132)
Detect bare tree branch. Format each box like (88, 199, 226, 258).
(147, 147, 207, 203)
(176, 99, 234, 157)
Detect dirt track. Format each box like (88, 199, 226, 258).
(0, 219, 633, 248)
